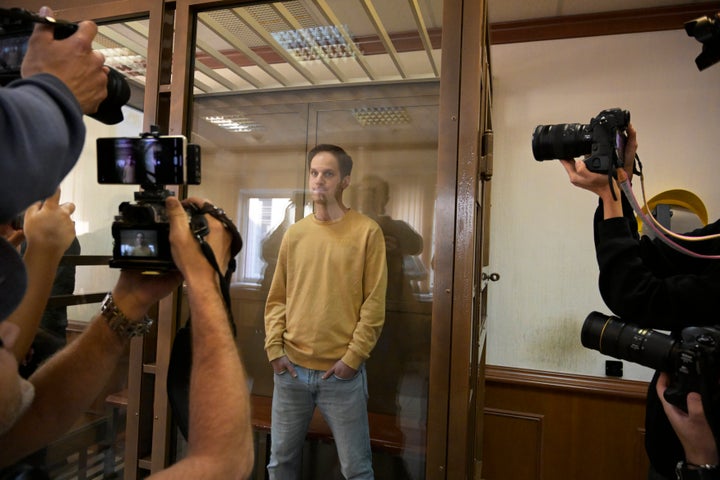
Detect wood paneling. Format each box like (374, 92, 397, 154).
(483, 408, 543, 480)
(490, 2, 720, 45)
(483, 365, 650, 480)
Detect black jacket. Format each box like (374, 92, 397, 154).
(594, 196, 720, 478)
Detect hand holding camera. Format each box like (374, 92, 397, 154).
(19, 7, 108, 116)
(656, 372, 720, 468)
(0, 6, 130, 124)
(109, 196, 237, 322)
(582, 312, 720, 413)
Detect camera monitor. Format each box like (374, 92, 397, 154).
(0, 34, 28, 80)
(118, 229, 159, 258)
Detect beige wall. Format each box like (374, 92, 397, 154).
(488, 28, 720, 381)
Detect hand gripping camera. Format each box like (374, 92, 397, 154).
(581, 312, 720, 413)
(532, 108, 630, 175)
(0, 7, 130, 125)
(97, 130, 202, 271)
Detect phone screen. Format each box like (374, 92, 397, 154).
(97, 136, 186, 185)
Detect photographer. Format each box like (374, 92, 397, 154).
(0, 6, 108, 222)
(657, 372, 720, 479)
(560, 125, 720, 479)
(0, 196, 254, 479)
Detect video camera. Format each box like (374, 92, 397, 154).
(685, 13, 720, 71)
(581, 312, 720, 412)
(97, 129, 203, 271)
(532, 108, 630, 175)
(0, 7, 130, 125)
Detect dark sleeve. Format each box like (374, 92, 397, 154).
(0, 74, 86, 222)
(594, 197, 720, 330)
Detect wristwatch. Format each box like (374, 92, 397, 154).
(100, 292, 153, 339)
(676, 461, 720, 480)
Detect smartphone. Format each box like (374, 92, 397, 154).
(96, 136, 188, 186)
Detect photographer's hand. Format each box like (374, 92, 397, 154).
(166, 196, 232, 284)
(20, 6, 108, 115)
(656, 372, 719, 466)
(559, 158, 624, 219)
(4, 189, 76, 362)
(23, 189, 75, 261)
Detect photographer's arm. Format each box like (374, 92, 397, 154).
(149, 197, 253, 480)
(0, 270, 180, 466)
(4, 190, 76, 363)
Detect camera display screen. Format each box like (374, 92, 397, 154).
(0, 35, 28, 74)
(97, 136, 186, 185)
(119, 229, 158, 258)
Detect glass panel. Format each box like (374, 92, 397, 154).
(188, 1, 441, 478)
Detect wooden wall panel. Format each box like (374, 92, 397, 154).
(483, 408, 543, 480)
(483, 366, 649, 480)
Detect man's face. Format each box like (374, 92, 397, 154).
(309, 152, 349, 206)
(0, 322, 35, 435)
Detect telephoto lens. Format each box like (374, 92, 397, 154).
(531, 123, 593, 161)
(580, 311, 677, 372)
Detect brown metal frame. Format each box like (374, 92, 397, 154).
(429, 0, 487, 478)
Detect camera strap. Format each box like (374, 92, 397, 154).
(192, 203, 238, 332)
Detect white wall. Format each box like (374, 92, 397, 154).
(487, 29, 720, 381)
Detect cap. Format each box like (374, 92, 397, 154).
(0, 237, 27, 321)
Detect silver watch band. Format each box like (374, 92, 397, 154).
(100, 292, 153, 339)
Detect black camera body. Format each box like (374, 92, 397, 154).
(532, 108, 630, 174)
(582, 312, 720, 412)
(98, 132, 202, 271)
(0, 7, 130, 125)
(685, 13, 720, 71)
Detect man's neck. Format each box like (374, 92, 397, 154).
(314, 203, 348, 222)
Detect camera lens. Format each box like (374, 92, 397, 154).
(531, 123, 593, 161)
(581, 312, 677, 372)
(89, 67, 130, 125)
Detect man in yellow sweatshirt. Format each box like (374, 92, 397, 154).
(264, 144, 388, 479)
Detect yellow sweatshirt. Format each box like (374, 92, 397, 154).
(264, 209, 387, 371)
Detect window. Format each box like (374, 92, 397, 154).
(235, 191, 311, 285)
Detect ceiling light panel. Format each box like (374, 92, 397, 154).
(93, 0, 442, 95)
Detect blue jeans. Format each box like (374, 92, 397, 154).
(267, 363, 374, 480)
